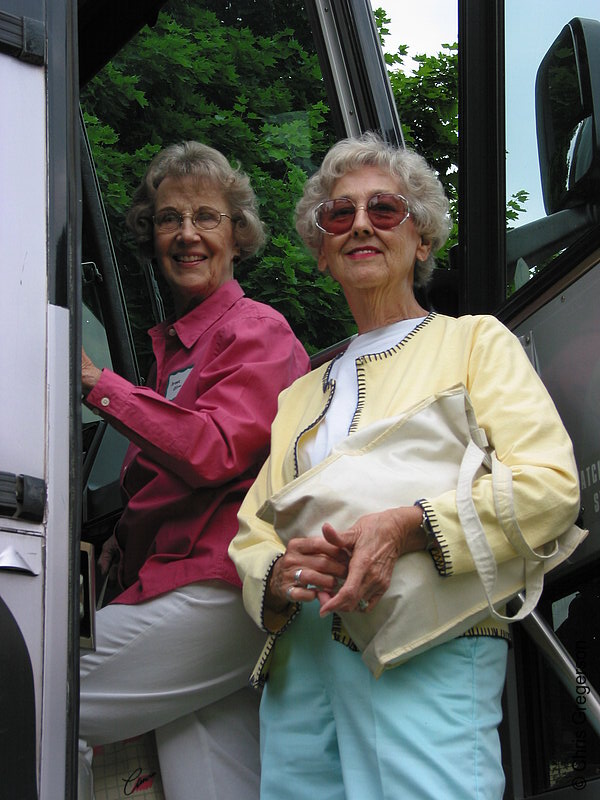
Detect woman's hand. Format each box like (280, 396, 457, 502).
(81, 348, 103, 394)
(97, 532, 121, 578)
(317, 505, 426, 617)
(265, 536, 349, 613)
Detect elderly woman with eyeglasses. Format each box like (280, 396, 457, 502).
(78, 141, 309, 800)
(229, 133, 580, 800)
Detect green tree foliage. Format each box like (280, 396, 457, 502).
(506, 189, 530, 228)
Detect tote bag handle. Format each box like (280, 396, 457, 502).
(456, 438, 552, 623)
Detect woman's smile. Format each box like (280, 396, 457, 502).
(174, 252, 207, 263)
(344, 245, 382, 259)
(170, 251, 211, 271)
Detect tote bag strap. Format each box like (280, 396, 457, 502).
(456, 439, 544, 623)
(490, 452, 559, 562)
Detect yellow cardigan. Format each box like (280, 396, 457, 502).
(229, 313, 581, 680)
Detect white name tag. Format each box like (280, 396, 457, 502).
(165, 366, 193, 400)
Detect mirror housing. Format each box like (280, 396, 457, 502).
(535, 17, 600, 214)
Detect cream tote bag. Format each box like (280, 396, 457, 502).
(257, 384, 586, 677)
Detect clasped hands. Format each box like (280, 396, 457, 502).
(266, 504, 425, 617)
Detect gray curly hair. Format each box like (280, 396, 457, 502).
(126, 141, 266, 260)
(295, 133, 451, 287)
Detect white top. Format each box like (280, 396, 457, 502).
(302, 317, 425, 469)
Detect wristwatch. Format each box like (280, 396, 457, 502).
(419, 510, 438, 552)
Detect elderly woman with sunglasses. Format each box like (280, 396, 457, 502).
(78, 141, 309, 800)
(229, 133, 580, 800)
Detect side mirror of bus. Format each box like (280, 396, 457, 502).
(535, 17, 600, 215)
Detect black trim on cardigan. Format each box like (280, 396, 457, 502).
(291, 353, 344, 479)
(349, 314, 436, 434)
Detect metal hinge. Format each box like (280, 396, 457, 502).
(82, 261, 103, 286)
(0, 471, 46, 522)
(0, 10, 45, 66)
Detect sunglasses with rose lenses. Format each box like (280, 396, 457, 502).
(314, 193, 410, 235)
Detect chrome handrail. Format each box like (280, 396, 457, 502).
(515, 593, 600, 739)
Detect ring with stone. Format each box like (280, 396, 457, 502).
(294, 568, 303, 585)
(358, 598, 369, 612)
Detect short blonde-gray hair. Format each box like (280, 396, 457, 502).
(127, 141, 266, 260)
(295, 132, 451, 286)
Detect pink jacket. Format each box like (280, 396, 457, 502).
(86, 280, 310, 603)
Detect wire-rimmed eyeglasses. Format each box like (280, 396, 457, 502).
(153, 207, 233, 234)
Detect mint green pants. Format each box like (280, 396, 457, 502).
(260, 601, 507, 800)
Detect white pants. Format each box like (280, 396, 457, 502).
(79, 581, 266, 800)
